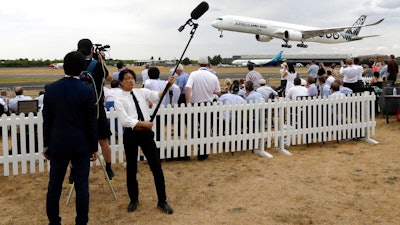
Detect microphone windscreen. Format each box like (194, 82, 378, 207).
(190, 1, 209, 20)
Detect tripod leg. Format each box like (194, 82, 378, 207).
(98, 156, 117, 200)
(65, 183, 74, 206)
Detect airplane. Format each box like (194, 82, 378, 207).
(49, 63, 63, 69)
(231, 50, 283, 66)
(211, 15, 384, 48)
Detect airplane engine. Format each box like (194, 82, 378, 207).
(284, 30, 303, 41)
(255, 34, 273, 42)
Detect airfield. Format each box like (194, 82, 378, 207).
(1, 66, 400, 224)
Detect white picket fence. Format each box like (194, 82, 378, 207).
(0, 92, 378, 176)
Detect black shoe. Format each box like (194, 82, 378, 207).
(68, 168, 75, 184)
(157, 202, 173, 214)
(128, 201, 138, 212)
(197, 154, 208, 161)
(106, 169, 115, 180)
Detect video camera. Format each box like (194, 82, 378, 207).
(93, 44, 110, 60)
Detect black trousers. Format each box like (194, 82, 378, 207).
(123, 129, 167, 203)
(46, 152, 91, 225)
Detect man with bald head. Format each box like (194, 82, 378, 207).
(8, 86, 33, 114)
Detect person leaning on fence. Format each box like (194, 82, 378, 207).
(285, 77, 309, 101)
(43, 51, 98, 225)
(256, 78, 278, 101)
(114, 69, 174, 214)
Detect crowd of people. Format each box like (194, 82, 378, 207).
(1, 46, 398, 225)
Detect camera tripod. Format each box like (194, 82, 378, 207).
(66, 155, 117, 206)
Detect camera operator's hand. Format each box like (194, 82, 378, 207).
(90, 152, 98, 161)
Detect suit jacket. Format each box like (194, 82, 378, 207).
(43, 77, 98, 155)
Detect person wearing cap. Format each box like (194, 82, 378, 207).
(256, 78, 278, 101)
(246, 62, 263, 90)
(112, 61, 126, 81)
(44, 51, 98, 225)
(76, 38, 115, 180)
(185, 56, 221, 160)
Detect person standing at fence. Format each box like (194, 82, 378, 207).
(246, 62, 263, 90)
(43, 51, 98, 225)
(340, 58, 359, 92)
(114, 69, 174, 214)
(8, 87, 33, 114)
(286, 77, 309, 101)
(387, 54, 398, 84)
(185, 57, 221, 160)
(77, 38, 115, 180)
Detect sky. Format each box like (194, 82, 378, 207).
(1, 0, 399, 60)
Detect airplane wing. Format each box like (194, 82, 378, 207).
(347, 34, 380, 41)
(300, 18, 384, 39)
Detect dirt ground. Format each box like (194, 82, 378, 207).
(0, 67, 399, 225)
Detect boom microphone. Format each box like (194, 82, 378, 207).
(190, 1, 209, 20)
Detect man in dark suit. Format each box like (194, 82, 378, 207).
(43, 51, 98, 225)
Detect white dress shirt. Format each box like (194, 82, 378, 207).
(114, 88, 159, 129)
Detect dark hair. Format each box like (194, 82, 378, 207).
(294, 77, 301, 85)
(148, 67, 160, 79)
(118, 69, 136, 82)
(116, 61, 124, 69)
(38, 90, 45, 95)
(306, 76, 314, 84)
(245, 80, 254, 91)
(63, 51, 86, 76)
(111, 80, 120, 88)
(288, 63, 296, 73)
(247, 63, 254, 71)
(77, 38, 93, 56)
(373, 71, 380, 78)
(327, 70, 332, 76)
(331, 82, 340, 92)
(318, 75, 326, 84)
(230, 83, 240, 94)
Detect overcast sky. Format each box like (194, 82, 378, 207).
(1, 0, 399, 60)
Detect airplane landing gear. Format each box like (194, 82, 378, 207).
(281, 43, 292, 48)
(281, 40, 292, 48)
(219, 29, 223, 38)
(297, 43, 308, 48)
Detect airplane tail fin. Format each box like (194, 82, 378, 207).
(345, 15, 367, 36)
(272, 51, 283, 61)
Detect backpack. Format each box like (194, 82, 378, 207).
(79, 59, 98, 86)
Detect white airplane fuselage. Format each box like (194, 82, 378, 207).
(211, 15, 367, 45)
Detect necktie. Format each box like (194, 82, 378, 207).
(130, 91, 145, 121)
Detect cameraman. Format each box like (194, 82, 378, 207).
(77, 38, 115, 180)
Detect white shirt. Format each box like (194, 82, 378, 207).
(355, 64, 364, 81)
(286, 85, 309, 101)
(141, 69, 149, 85)
(340, 65, 358, 83)
(186, 68, 221, 103)
(144, 79, 180, 107)
(104, 87, 122, 102)
(114, 88, 159, 129)
(285, 72, 297, 95)
(9, 95, 33, 113)
(218, 93, 246, 119)
(256, 85, 278, 101)
(308, 64, 319, 78)
(330, 91, 345, 98)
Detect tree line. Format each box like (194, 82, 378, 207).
(0, 55, 224, 68)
